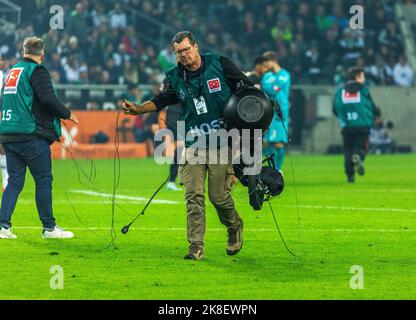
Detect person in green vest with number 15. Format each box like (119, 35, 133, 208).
(0, 37, 79, 239)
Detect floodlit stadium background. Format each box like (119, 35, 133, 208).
(0, 0, 415, 300)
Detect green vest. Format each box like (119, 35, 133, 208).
(0, 60, 62, 136)
(166, 54, 231, 147)
(334, 85, 374, 129)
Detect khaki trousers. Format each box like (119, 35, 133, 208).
(179, 145, 241, 245)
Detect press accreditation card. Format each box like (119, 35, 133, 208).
(193, 96, 208, 115)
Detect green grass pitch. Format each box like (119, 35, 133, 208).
(0, 154, 415, 299)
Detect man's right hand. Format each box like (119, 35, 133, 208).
(122, 100, 142, 115)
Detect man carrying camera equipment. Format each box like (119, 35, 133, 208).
(123, 31, 253, 260)
(333, 67, 379, 183)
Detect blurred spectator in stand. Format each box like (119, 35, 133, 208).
(118, 84, 143, 108)
(100, 70, 111, 84)
(88, 65, 102, 84)
(328, 4, 348, 30)
(109, 2, 127, 29)
(42, 30, 60, 57)
(295, 1, 314, 32)
(271, 20, 293, 45)
(284, 41, 303, 84)
(115, 43, 131, 69)
(67, 2, 90, 45)
(315, 4, 332, 34)
(63, 55, 80, 84)
(338, 28, 365, 65)
(369, 117, 396, 154)
(378, 22, 403, 54)
(262, 3, 277, 30)
(2, 0, 410, 86)
(333, 65, 347, 85)
(304, 43, 323, 84)
(384, 55, 397, 84)
(319, 28, 341, 78)
(105, 57, 121, 84)
(157, 44, 176, 72)
(47, 52, 67, 84)
(56, 35, 69, 59)
(121, 26, 143, 58)
(91, 2, 108, 27)
(79, 65, 89, 84)
(393, 55, 414, 87)
(50, 71, 61, 85)
(68, 36, 83, 60)
(367, 55, 391, 85)
(123, 60, 139, 85)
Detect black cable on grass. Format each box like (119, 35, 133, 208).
(108, 111, 169, 242)
(277, 107, 302, 244)
(229, 159, 300, 258)
(61, 121, 130, 248)
(62, 189, 105, 240)
(60, 137, 133, 218)
(109, 110, 122, 249)
(267, 200, 299, 258)
(59, 123, 112, 242)
(120, 174, 170, 234)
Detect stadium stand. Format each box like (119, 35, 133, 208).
(0, 0, 415, 157)
(0, 0, 412, 87)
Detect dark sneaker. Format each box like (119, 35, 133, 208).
(347, 176, 355, 183)
(184, 243, 204, 260)
(352, 154, 365, 176)
(227, 219, 243, 256)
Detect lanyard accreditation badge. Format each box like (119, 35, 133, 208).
(192, 96, 208, 115)
(183, 68, 208, 116)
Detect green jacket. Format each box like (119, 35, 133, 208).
(166, 53, 232, 147)
(0, 60, 62, 137)
(333, 81, 375, 130)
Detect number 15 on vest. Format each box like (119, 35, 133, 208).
(1, 110, 12, 121)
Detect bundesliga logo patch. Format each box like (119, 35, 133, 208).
(341, 89, 361, 104)
(207, 78, 221, 93)
(3, 68, 24, 95)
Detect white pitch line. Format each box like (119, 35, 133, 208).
(71, 189, 180, 204)
(344, 189, 416, 193)
(11, 226, 416, 233)
(18, 200, 154, 204)
(281, 204, 416, 213)
(16, 198, 414, 213)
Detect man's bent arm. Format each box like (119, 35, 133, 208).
(137, 101, 158, 114)
(123, 100, 158, 115)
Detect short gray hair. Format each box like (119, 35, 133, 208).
(171, 31, 197, 47)
(23, 37, 44, 56)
